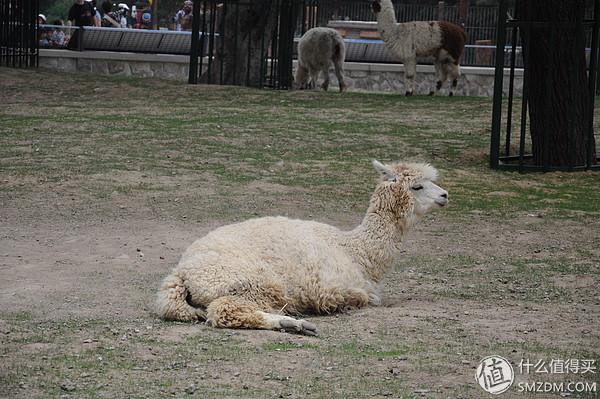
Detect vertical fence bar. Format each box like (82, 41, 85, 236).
(490, 0, 508, 169)
(568, 14, 586, 170)
(259, 8, 266, 88)
(218, 1, 226, 85)
(188, 0, 201, 83)
(504, 24, 518, 157)
(518, 18, 532, 171)
(269, 0, 280, 88)
(206, 0, 216, 84)
(232, 1, 239, 85)
(34, 0, 39, 66)
(542, 25, 554, 171)
(18, 0, 23, 67)
(198, 0, 208, 82)
(587, 0, 600, 168)
(1, 0, 3, 65)
(276, 0, 296, 90)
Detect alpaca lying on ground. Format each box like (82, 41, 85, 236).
(295, 27, 347, 92)
(371, 0, 466, 96)
(156, 161, 448, 335)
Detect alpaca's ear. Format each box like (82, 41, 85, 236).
(372, 160, 397, 182)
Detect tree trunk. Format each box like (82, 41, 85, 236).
(518, 0, 596, 167)
(200, 0, 278, 87)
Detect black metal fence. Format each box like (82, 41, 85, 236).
(186, 0, 507, 89)
(0, 0, 39, 68)
(490, 0, 599, 171)
(299, 1, 499, 42)
(188, 0, 299, 89)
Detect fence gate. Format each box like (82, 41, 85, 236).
(0, 0, 39, 68)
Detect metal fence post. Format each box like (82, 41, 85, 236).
(587, 0, 600, 168)
(188, 0, 202, 84)
(489, 0, 508, 169)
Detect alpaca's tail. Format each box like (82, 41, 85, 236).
(155, 272, 207, 321)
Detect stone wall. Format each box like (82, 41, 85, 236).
(39, 49, 523, 96)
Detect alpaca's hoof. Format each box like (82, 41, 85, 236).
(428, 91, 435, 96)
(449, 92, 454, 97)
(405, 91, 413, 96)
(280, 319, 318, 336)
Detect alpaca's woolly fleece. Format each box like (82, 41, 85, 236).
(295, 27, 346, 92)
(372, 0, 466, 95)
(156, 161, 448, 334)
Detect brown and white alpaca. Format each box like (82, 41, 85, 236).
(371, 0, 466, 96)
(156, 161, 448, 335)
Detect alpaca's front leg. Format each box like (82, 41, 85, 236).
(313, 287, 370, 313)
(430, 60, 448, 96)
(404, 59, 417, 96)
(309, 70, 320, 90)
(320, 69, 330, 91)
(446, 63, 460, 96)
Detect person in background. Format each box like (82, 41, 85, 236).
(87, 0, 102, 27)
(50, 19, 66, 47)
(67, 0, 96, 28)
(37, 14, 50, 47)
(100, 1, 121, 27)
(66, 0, 96, 49)
(174, 0, 192, 31)
(117, 3, 130, 28)
(134, 0, 152, 29)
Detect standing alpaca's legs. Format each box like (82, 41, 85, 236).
(333, 59, 346, 92)
(320, 68, 330, 91)
(430, 60, 448, 96)
(403, 59, 417, 96)
(309, 70, 320, 90)
(206, 296, 318, 335)
(447, 62, 460, 96)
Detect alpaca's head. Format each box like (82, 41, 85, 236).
(371, 160, 448, 218)
(293, 66, 310, 90)
(370, 0, 384, 14)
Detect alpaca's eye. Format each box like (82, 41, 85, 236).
(412, 185, 423, 191)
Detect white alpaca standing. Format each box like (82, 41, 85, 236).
(371, 0, 466, 96)
(156, 161, 448, 335)
(295, 27, 347, 92)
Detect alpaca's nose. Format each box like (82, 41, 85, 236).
(441, 192, 448, 199)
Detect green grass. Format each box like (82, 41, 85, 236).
(2, 70, 598, 223)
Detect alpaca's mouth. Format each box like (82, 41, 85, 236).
(435, 199, 448, 207)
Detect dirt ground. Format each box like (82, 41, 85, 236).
(1, 68, 599, 398)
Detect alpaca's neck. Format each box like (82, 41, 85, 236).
(343, 209, 414, 283)
(376, 0, 399, 42)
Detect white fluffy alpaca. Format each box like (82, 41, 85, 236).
(295, 27, 346, 92)
(371, 0, 466, 96)
(156, 161, 448, 335)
